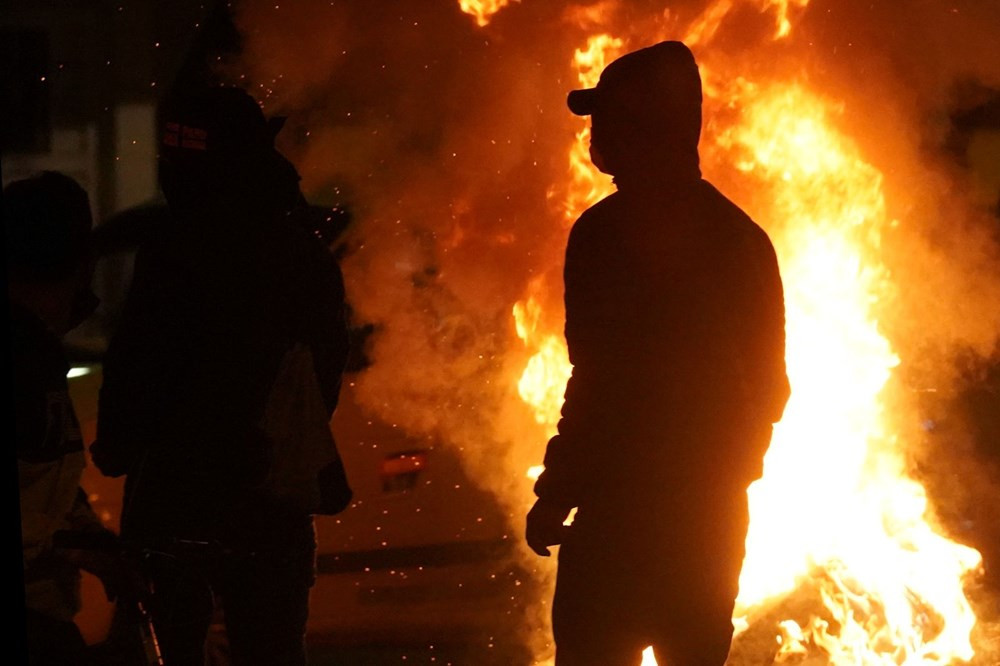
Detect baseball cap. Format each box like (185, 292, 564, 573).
(567, 41, 702, 118)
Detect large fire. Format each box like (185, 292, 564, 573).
(230, 0, 999, 663)
(509, 4, 984, 666)
(725, 80, 982, 663)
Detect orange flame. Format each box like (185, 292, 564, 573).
(555, 34, 623, 225)
(517, 34, 622, 475)
(458, 0, 518, 27)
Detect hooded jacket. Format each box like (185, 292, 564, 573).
(92, 193, 350, 541)
(534, 175, 790, 513)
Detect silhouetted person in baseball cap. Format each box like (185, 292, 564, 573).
(526, 41, 790, 665)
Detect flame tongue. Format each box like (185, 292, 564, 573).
(722, 81, 982, 664)
(458, 0, 519, 27)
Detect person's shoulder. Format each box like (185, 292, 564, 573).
(698, 181, 774, 251)
(263, 211, 344, 289)
(579, 191, 624, 221)
(569, 192, 623, 243)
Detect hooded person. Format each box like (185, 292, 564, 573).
(92, 86, 351, 665)
(525, 41, 790, 666)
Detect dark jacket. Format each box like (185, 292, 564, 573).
(92, 198, 350, 541)
(534, 178, 790, 513)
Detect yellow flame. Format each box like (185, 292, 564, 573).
(518, 334, 571, 433)
(457, 0, 518, 27)
(513, 296, 571, 436)
(724, 80, 981, 664)
(765, 0, 810, 38)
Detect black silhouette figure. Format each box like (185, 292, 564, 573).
(91, 87, 351, 665)
(526, 41, 790, 666)
(8, 172, 131, 665)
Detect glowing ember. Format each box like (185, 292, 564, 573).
(458, 0, 518, 27)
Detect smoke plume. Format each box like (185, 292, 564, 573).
(230, 0, 1000, 658)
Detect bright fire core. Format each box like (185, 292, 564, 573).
(507, 8, 983, 666)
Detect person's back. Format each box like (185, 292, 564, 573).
(101, 197, 346, 541)
(526, 42, 789, 666)
(92, 86, 351, 665)
(552, 181, 786, 514)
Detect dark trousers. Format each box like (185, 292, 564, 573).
(145, 525, 316, 666)
(552, 489, 749, 666)
(25, 608, 90, 666)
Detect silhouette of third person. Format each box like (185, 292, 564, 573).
(526, 41, 791, 666)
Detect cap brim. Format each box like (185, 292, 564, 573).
(567, 88, 598, 116)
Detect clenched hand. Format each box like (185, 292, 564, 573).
(526, 499, 573, 557)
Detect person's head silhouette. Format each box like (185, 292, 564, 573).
(158, 86, 301, 212)
(568, 41, 703, 183)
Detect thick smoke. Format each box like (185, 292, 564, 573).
(233, 3, 585, 514)
(230, 0, 1000, 658)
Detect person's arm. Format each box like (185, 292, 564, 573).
(284, 227, 353, 514)
(529, 212, 618, 556)
(729, 230, 790, 480)
(293, 233, 350, 416)
(58, 489, 144, 602)
(748, 234, 790, 426)
(533, 212, 612, 510)
(91, 248, 157, 478)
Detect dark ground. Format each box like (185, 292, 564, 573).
(308, 643, 530, 666)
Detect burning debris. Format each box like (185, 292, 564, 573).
(230, 0, 1000, 662)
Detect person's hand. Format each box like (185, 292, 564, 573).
(56, 530, 145, 602)
(526, 499, 573, 557)
(77, 549, 146, 602)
